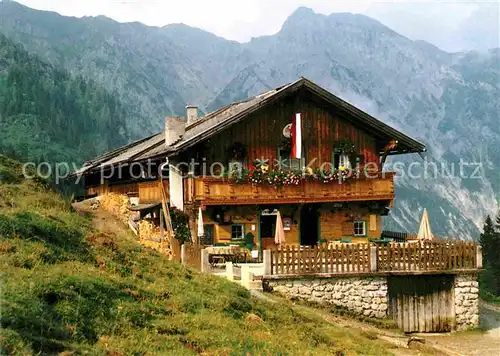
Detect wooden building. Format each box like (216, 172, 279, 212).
(75, 78, 425, 250)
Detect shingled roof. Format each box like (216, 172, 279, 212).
(73, 78, 426, 176)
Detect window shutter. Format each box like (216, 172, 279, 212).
(333, 153, 340, 170)
(369, 214, 377, 231)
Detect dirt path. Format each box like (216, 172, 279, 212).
(423, 301, 500, 356)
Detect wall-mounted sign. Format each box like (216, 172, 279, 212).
(283, 124, 292, 138)
(282, 217, 292, 231)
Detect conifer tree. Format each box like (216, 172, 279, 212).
(480, 214, 500, 296)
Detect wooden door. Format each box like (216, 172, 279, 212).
(300, 205, 319, 246)
(388, 275, 455, 332)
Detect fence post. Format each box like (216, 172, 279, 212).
(200, 248, 209, 273)
(263, 249, 272, 275)
(476, 245, 483, 269)
(241, 265, 254, 289)
(370, 245, 377, 272)
(181, 244, 186, 265)
(226, 262, 234, 281)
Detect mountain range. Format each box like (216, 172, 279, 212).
(0, 1, 498, 240)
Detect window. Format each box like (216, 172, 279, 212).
(279, 148, 302, 171)
(353, 220, 366, 236)
(231, 224, 245, 240)
(228, 160, 243, 177)
(333, 151, 354, 170)
(339, 153, 352, 169)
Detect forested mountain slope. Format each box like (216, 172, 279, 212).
(0, 33, 130, 163)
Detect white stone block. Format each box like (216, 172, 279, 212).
(299, 286, 312, 295)
(378, 304, 388, 311)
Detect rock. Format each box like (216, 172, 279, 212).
(246, 313, 264, 323)
(324, 284, 334, 292)
(378, 304, 388, 311)
(462, 300, 473, 307)
(274, 286, 288, 294)
(312, 291, 324, 298)
(299, 286, 312, 295)
(470, 314, 479, 325)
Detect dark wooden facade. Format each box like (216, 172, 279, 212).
(181, 93, 380, 171)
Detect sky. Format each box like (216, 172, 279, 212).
(13, 0, 500, 51)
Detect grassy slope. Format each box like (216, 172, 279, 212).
(0, 155, 395, 355)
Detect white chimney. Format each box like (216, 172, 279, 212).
(186, 105, 198, 125)
(165, 116, 185, 147)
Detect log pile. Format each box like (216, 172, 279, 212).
(97, 192, 176, 259)
(138, 219, 172, 257)
(99, 193, 131, 224)
(138, 220, 161, 241)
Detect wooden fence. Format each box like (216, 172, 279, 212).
(377, 241, 478, 272)
(271, 244, 371, 275)
(270, 241, 480, 275)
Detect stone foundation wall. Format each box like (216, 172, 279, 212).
(266, 277, 388, 318)
(454, 274, 479, 330)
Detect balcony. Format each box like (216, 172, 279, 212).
(187, 172, 395, 206)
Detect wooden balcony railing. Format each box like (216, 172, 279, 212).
(188, 172, 395, 206)
(269, 241, 482, 276)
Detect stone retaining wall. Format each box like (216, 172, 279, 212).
(266, 277, 388, 318)
(265, 273, 481, 330)
(454, 274, 479, 330)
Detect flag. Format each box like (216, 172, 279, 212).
(291, 113, 302, 159)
